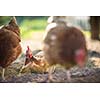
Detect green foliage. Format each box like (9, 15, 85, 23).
(0, 16, 11, 25)
(20, 17, 48, 39)
(82, 31, 91, 38)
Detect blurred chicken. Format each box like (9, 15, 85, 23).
(0, 17, 22, 80)
(43, 21, 87, 82)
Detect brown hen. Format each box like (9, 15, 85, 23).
(0, 17, 22, 80)
(43, 22, 87, 82)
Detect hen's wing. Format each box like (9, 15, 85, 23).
(0, 29, 21, 48)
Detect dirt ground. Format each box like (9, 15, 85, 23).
(1, 37, 100, 83)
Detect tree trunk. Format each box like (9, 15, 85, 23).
(90, 16, 100, 40)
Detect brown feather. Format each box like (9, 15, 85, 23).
(0, 17, 22, 69)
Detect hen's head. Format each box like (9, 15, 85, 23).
(5, 17, 20, 36)
(75, 49, 87, 68)
(26, 46, 33, 59)
(24, 46, 33, 65)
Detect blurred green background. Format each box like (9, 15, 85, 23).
(0, 16, 48, 40)
(0, 16, 93, 44)
(0, 16, 95, 51)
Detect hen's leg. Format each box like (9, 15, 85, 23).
(2, 68, 5, 80)
(47, 66, 56, 82)
(66, 70, 72, 82)
(18, 62, 32, 76)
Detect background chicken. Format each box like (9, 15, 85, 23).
(43, 21, 87, 82)
(25, 46, 40, 65)
(19, 46, 48, 74)
(0, 17, 22, 80)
